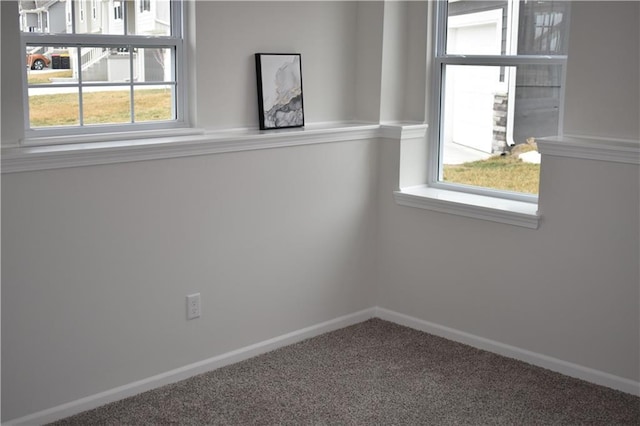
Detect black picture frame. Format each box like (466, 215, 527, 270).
(255, 53, 304, 130)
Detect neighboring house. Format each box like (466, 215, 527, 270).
(69, 0, 170, 36)
(445, 0, 569, 154)
(19, 0, 170, 83)
(18, 0, 66, 33)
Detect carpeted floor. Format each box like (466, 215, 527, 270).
(51, 319, 639, 425)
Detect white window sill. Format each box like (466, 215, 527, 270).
(394, 185, 540, 229)
(20, 127, 206, 147)
(1, 122, 392, 173)
(537, 134, 640, 164)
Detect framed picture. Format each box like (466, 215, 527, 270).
(255, 53, 304, 130)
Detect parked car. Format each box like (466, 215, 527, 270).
(26, 53, 50, 70)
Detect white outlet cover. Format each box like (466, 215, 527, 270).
(186, 293, 201, 320)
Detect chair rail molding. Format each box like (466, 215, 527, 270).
(537, 135, 640, 165)
(1, 122, 429, 173)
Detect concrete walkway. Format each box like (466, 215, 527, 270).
(443, 142, 492, 165)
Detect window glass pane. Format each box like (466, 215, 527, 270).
(29, 88, 79, 127)
(74, 0, 125, 35)
(445, 1, 569, 56)
(25, 46, 78, 84)
(446, 1, 508, 55)
(17, 0, 131, 35)
(19, 0, 71, 34)
(82, 87, 132, 125)
(79, 47, 173, 84)
(20, 1, 182, 135)
(81, 47, 130, 83)
(132, 0, 171, 36)
(137, 48, 173, 82)
(440, 64, 561, 195)
(110, 1, 126, 34)
(513, 64, 562, 144)
(134, 85, 174, 122)
(517, 1, 569, 55)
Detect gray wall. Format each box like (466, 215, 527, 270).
(2, 140, 379, 421)
(2, 1, 377, 420)
(2, 1, 639, 421)
(562, 2, 640, 140)
(192, 1, 358, 130)
(376, 151, 639, 380)
(376, 0, 640, 382)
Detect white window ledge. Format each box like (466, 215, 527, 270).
(394, 186, 540, 229)
(1, 122, 394, 174)
(537, 134, 640, 164)
(20, 127, 206, 147)
(379, 122, 430, 140)
(393, 134, 639, 228)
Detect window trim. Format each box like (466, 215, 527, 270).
(19, 0, 187, 145)
(427, 0, 568, 204)
(1, 122, 385, 173)
(114, 2, 123, 21)
(394, 185, 540, 229)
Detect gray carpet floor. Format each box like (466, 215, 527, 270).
(51, 319, 639, 425)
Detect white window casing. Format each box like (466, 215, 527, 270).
(428, 0, 568, 204)
(394, 0, 572, 228)
(20, 0, 186, 144)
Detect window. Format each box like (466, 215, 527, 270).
(431, 0, 569, 199)
(21, 0, 184, 140)
(140, 0, 151, 13)
(114, 2, 123, 21)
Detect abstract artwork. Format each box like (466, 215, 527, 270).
(255, 53, 304, 130)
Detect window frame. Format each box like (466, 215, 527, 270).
(20, 0, 187, 144)
(428, 0, 568, 204)
(114, 2, 123, 21)
(140, 0, 151, 13)
(92, 0, 97, 21)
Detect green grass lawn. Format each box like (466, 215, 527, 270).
(29, 89, 173, 126)
(27, 70, 73, 84)
(444, 154, 540, 195)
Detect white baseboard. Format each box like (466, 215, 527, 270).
(375, 307, 640, 397)
(5, 308, 377, 426)
(7, 306, 638, 425)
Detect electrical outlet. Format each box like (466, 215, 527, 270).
(186, 293, 201, 320)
